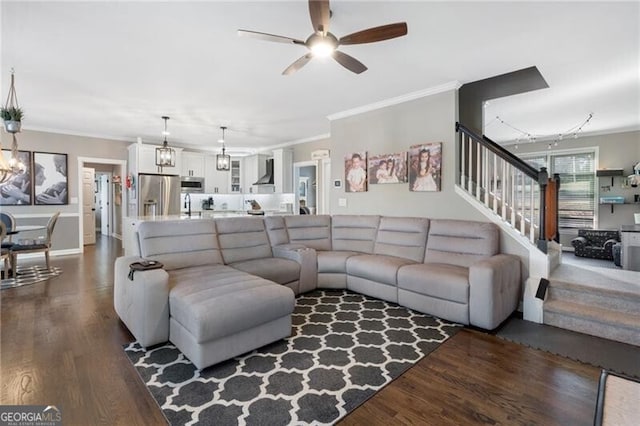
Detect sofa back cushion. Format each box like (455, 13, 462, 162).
(215, 217, 273, 264)
(577, 229, 620, 246)
(374, 217, 429, 262)
(264, 216, 289, 246)
(137, 219, 222, 270)
(332, 215, 380, 253)
(283, 215, 332, 251)
(425, 219, 499, 267)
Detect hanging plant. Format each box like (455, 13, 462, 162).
(3, 69, 23, 133)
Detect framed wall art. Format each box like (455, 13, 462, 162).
(344, 151, 367, 192)
(0, 150, 32, 205)
(408, 143, 442, 192)
(33, 151, 68, 205)
(368, 152, 408, 184)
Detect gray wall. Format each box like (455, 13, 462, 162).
(506, 130, 640, 243)
(329, 90, 485, 219)
(2, 129, 130, 251)
(292, 137, 331, 163)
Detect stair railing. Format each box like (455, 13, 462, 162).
(456, 123, 560, 253)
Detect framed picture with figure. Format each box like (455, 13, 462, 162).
(368, 152, 408, 184)
(0, 150, 32, 205)
(408, 143, 442, 192)
(344, 151, 367, 192)
(33, 152, 68, 205)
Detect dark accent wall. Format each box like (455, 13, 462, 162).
(459, 66, 549, 134)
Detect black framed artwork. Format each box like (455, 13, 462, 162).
(0, 150, 32, 205)
(33, 151, 68, 205)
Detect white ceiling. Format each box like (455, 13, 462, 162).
(1, 1, 638, 153)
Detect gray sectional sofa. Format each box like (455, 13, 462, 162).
(114, 215, 521, 369)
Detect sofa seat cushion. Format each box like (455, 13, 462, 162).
(397, 263, 469, 304)
(230, 258, 300, 285)
(318, 251, 360, 273)
(346, 254, 416, 286)
(169, 265, 295, 343)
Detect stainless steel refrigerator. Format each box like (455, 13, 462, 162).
(137, 173, 181, 217)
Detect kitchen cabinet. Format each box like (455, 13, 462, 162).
(181, 152, 205, 178)
(128, 143, 182, 176)
(273, 148, 293, 193)
(243, 154, 274, 194)
(204, 155, 232, 193)
(230, 158, 242, 193)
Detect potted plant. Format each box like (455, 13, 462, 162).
(1, 106, 23, 133)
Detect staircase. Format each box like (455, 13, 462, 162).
(455, 124, 640, 346)
(544, 263, 640, 346)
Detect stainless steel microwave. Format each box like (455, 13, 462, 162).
(180, 176, 205, 193)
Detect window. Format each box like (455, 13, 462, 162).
(523, 151, 596, 230)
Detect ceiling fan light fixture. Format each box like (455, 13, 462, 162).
(310, 40, 335, 57)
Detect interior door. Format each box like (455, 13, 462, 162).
(100, 174, 110, 236)
(82, 167, 96, 245)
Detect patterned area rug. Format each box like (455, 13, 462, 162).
(0, 265, 62, 289)
(124, 290, 460, 425)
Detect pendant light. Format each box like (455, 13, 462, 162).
(216, 126, 231, 171)
(155, 116, 176, 168)
(0, 69, 26, 184)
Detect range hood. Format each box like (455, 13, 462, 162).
(254, 158, 274, 185)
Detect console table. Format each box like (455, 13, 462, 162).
(620, 225, 640, 271)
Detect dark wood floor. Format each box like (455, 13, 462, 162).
(1, 236, 600, 425)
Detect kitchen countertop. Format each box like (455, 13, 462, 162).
(127, 210, 292, 221)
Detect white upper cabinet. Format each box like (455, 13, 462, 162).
(181, 152, 205, 178)
(129, 143, 182, 176)
(204, 155, 232, 194)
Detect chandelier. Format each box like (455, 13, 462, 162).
(0, 69, 26, 184)
(155, 116, 176, 168)
(216, 126, 230, 171)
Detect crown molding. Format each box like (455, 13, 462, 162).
(256, 133, 331, 153)
(20, 125, 137, 143)
(327, 80, 462, 121)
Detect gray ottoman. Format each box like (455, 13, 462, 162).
(168, 265, 296, 370)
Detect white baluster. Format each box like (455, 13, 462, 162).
(493, 153, 498, 214)
(501, 159, 507, 220)
(461, 134, 466, 189)
(476, 143, 481, 200)
(520, 172, 526, 235)
(530, 179, 536, 243)
(483, 147, 489, 206)
(510, 166, 516, 228)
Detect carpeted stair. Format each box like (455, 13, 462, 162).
(544, 264, 640, 346)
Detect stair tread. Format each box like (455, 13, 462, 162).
(550, 264, 640, 300)
(549, 280, 640, 303)
(544, 300, 640, 329)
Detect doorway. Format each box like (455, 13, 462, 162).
(77, 157, 127, 250)
(294, 162, 317, 215)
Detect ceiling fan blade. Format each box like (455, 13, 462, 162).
(332, 50, 367, 74)
(282, 53, 314, 75)
(309, 0, 330, 35)
(339, 22, 408, 45)
(237, 29, 305, 45)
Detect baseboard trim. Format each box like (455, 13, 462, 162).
(16, 248, 82, 259)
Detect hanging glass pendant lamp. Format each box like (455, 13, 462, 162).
(216, 126, 231, 171)
(155, 116, 176, 168)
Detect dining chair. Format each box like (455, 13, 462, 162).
(10, 212, 60, 272)
(0, 221, 9, 279)
(0, 212, 16, 248)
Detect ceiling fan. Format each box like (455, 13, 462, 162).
(238, 0, 408, 75)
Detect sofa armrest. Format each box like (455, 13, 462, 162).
(114, 256, 170, 348)
(571, 236, 588, 248)
(603, 238, 618, 250)
(272, 245, 318, 294)
(468, 254, 521, 330)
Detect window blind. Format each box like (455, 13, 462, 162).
(552, 153, 596, 229)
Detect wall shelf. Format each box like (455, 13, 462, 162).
(599, 202, 640, 214)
